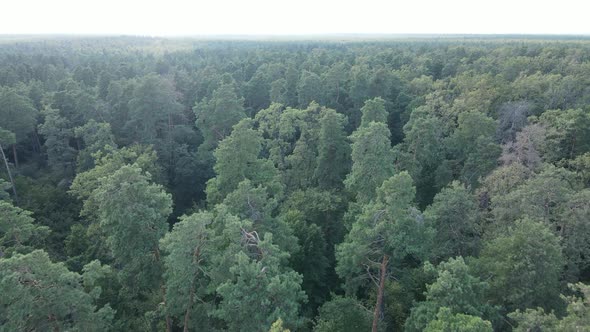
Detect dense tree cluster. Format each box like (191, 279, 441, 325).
(1, 36, 590, 331)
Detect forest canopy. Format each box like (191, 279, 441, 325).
(1, 36, 590, 331)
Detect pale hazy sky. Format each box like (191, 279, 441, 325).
(2, 0, 589, 36)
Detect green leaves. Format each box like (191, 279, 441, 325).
(0, 250, 114, 331)
(405, 257, 495, 332)
(474, 218, 564, 314)
(160, 211, 215, 331)
(214, 236, 307, 331)
(194, 82, 246, 154)
(345, 122, 395, 204)
(0, 200, 49, 256)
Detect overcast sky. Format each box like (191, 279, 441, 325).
(2, 0, 589, 36)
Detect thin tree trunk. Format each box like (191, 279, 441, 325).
(183, 285, 195, 332)
(33, 129, 42, 153)
(0, 142, 18, 204)
(155, 247, 173, 332)
(12, 144, 18, 169)
(372, 255, 389, 332)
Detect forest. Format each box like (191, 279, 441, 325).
(1, 36, 590, 331)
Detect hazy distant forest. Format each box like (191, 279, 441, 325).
(1, 36, 590, 332)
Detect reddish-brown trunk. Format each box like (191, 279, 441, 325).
(372, 255, 389, 332)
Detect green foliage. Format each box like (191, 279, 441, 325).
(93, 165, 171, 285)
(74, 119, 117, 171)
(269, 318, 291, 332)
(405, 257, 495, 331)
(3, 37, 590, 331)
(0, 87, 38, 143)
(535, 109, 590, 162)
(0, 178, 11, 201)
(345, 121, 395, 203)
(314, 108, 351, 189)
(160, 211, 215, 331)
(395, 113, 446, 206)
(425, 181, 481, 261)
(337, 172, 432, 294)
(0, 127, 16, 145)
(424, 307, 493, 332)
(0, 250, 114, 331)
(286, 211, 330, 312)
(0, 200, 49, 256)
(207, 119, 282, 204)
(223, 180, 297, 253)
(194, 82, 246, 154)
(297, 70, 323, 107)
(70, 144, 161, 220)
(360, 97, 388, 127)
(38, 107, 77, 176)
(214, 235, 307, 331)
(447, 111, 501, 188)
(474, 218, 564, 314)
(91, 165, 172, 328)
(313, 296, 373, 332)
(127, 74, 183, 144)
(510, 283, 590, 331)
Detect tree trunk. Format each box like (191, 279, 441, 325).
(12, 144, 18, 169)
(154, 247, 173, 332)
(0, 142, 18, 204)
(183, 285, 195, 332)
(372, 255, 389, 332)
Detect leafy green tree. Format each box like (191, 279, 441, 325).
(490, 165, 590, 280)
(314, 108, 350, 189)
(51, 78, 99, 127)
(126, 74, 183, 145)
(360, 97, 388, 128)
(283, 211, 330, 313)
(280, 188, 347, 304)
(0, 87, 38, 167)
(509, 308, 559, 331)
(405, 257, 495, 332)
(38, 107, 77, 177)
(447, 111, 501, 188)
(0, 178, 11, 201)
(424, 308, 493, 332)
(223, 180, 297, 253)
(535, 108, 590, 162)
(92, 165, 172, 329)
(0, 128, 18, 201)
(284, 130, 317, 191)
(394, 113, 445, 206)
(160, 211, 215, 331)
(214, 233, 306, 331)
(0, 250, 114, 331)
(337, 172, 432, 331)
(0, 200, 49, 256)
(313, 296, 374, 332)
(509, 283, 590, 331)
(74, 119, 117, 171)
(345, 122, 395, 204)
(269, 318, 291, 332)
(70, 145, 162, 221)
(194, 82, 246, 154)
(206, 119, 282, 204)
(297, 70, 323, 107)
(424, 181, 481, 261)
(474, 218, 564, 314)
